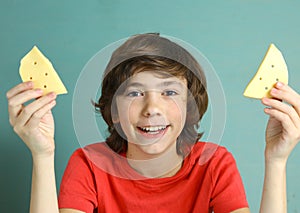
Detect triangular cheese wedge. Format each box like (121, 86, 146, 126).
(243, 43, 288, 99)
(19, 46, 67, 95)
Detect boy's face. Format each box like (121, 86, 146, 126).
(114, 71, 187, 158)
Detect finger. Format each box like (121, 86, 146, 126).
(26, 100, 56, 129)
(6, 81, 33, 99)
(264, 107, 298, 135)
(16, 92, 57, 127)
(262, 97, 300, 129)
(270, 82, 300, 115)
(8, 89, 44, 123)
(7, 81, 34, 125)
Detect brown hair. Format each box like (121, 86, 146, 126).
(94, 33, 208, 156)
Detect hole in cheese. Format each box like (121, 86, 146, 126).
(265, 87, 268, 90)
(34, 61, 37, 65)
(44, 85, 47, 88)
(271, 64, 274, 68)
(259, 77, 262, 80)
(45, 73, 48, 76)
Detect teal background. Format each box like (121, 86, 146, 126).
(1, 0, 300, 212)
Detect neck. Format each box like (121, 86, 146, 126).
(126, 143, 183, 178)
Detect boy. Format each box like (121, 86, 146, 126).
(6, 33, 300, 212)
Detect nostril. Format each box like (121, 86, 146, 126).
(145, 112, 151, 117)
(143, 109, 162, 117)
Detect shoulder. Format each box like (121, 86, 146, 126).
(189, 141, 233, 166)
(65, 142, 113, 172)
(69, 142, 114, 161)
(66, 142, 133, 178)
(190, 142, 243, 191)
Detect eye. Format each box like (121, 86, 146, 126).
(127, 91, 144, 97)
(162, 90, 178, 96)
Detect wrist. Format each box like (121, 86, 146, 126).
(30, 144, 55, 161)
(32, 151, 55, 164)
(264, 156, 287, 171)
(264, 148, 288, 167)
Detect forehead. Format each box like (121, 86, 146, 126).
(126, 71, 187, 87)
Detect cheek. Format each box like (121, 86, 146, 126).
(179, 106, 187, 127)
(115, 102, 133, 140)
(117, 99, 138, 124)
(168, 98, 187, 126)
(116, 99, 128, 124)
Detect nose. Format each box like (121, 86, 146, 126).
(142, 91, 162, 117)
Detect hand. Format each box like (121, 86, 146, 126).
(262, 82, 300, 163)
(6, 81, 57, 157)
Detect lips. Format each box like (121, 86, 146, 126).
(137, 125, 170, 136)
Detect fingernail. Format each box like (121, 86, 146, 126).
(27, 81, 33, 87)
(270, 88, 278, 94)
(262, 97, 269, 104)
(50, 100, 56, 106)
(264, 107, 270, 113)
(276, 81, 284, 88)
(35, 89, 43, 94)
(48, 92, 56, 98)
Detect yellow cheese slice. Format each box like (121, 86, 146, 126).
(243, 43, 288, 99)
(19, 46, 67, 95)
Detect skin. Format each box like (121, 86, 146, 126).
(260, 82, 300, 213)
(6, 78, 299, 213)
(115, 72, 187, 177)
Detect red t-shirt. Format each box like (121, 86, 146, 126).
(58, 142, 248, 213)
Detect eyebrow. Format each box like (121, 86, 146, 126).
(126, 80, 185, 89)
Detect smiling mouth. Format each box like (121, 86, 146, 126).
(137, 125, 169, 134)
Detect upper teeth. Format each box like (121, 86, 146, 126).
(140, 126, 166, 132)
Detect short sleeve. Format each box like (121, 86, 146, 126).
(58, 149, 98, 212)
(209, 147, 249, 213)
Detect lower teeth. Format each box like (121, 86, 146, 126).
(143, 129, 165, 134)
(147, 131, 159, 134)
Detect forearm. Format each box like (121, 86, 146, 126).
(259, 159, 287, 213)
(30, 154, 59, 213)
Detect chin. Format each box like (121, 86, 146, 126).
(139, 141, 176, 156)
